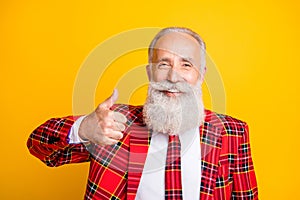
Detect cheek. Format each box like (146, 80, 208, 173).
(152, 69, 168, 82)
(184, 71, 200, 85)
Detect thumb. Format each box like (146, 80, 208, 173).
(101, 89, 118, 109)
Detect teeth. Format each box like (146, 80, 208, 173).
(168, 89, 179, 93)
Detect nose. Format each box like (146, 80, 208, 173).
(167, 68, 184, 83)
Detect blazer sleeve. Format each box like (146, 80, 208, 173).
(27, 116, 90, 167)
(232, 123, 258, 199)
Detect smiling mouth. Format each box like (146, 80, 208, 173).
(161, 89, 183, 97)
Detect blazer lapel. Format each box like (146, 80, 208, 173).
(127, 123, 151, 200)
(199, 121, 223, 200)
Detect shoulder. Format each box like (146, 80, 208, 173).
(204, 109, 248, 136)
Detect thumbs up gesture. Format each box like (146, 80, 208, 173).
(78, 89, 127, 146)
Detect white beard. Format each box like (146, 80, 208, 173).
(143, 81, 205, 135)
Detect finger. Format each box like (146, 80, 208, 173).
(97, 137, 120, 146)
(93, 129, 123, 146)
(99, 89, 119, 109)
(113, 121, 126, 132)
(106, 138, 120, 146)
(106, 130, 124, 140)
(98, 116, 115, 129)
(113, 111, 127, 124)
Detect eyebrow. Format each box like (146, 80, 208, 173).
(157, 57, 194, 63)
(157, 57, 171, 62)
(180, 57, 194, 63)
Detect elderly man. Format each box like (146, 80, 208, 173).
(27, 27, 258, 200)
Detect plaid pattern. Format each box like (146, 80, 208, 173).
(27, 104, 258, 200)
(165, 135, 183, 200)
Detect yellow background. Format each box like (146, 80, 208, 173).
(1, 0, 299, 199)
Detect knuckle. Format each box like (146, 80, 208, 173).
(99, 120, 111, 128)
(101, 120, 109, 127)
(101, 128, 109, 135)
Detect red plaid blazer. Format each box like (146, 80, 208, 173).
(27, 104, 258, 200)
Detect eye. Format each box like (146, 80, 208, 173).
(182, 62, 192, 68)
(157, 62, 170, 69)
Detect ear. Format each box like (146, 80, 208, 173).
(146, 64, 151, 81)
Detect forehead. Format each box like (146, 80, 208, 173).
(152, 32, 201, 62)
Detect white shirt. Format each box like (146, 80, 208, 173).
(69, 116, 201, 200)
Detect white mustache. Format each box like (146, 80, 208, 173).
(150, 81, 193, 93)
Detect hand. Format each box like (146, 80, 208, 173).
(78, 89, 127, 146)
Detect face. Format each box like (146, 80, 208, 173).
(144, 31, 206, 134)
(148, 32, 203, 97)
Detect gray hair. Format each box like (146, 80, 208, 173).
(148, 27, 206, 75)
